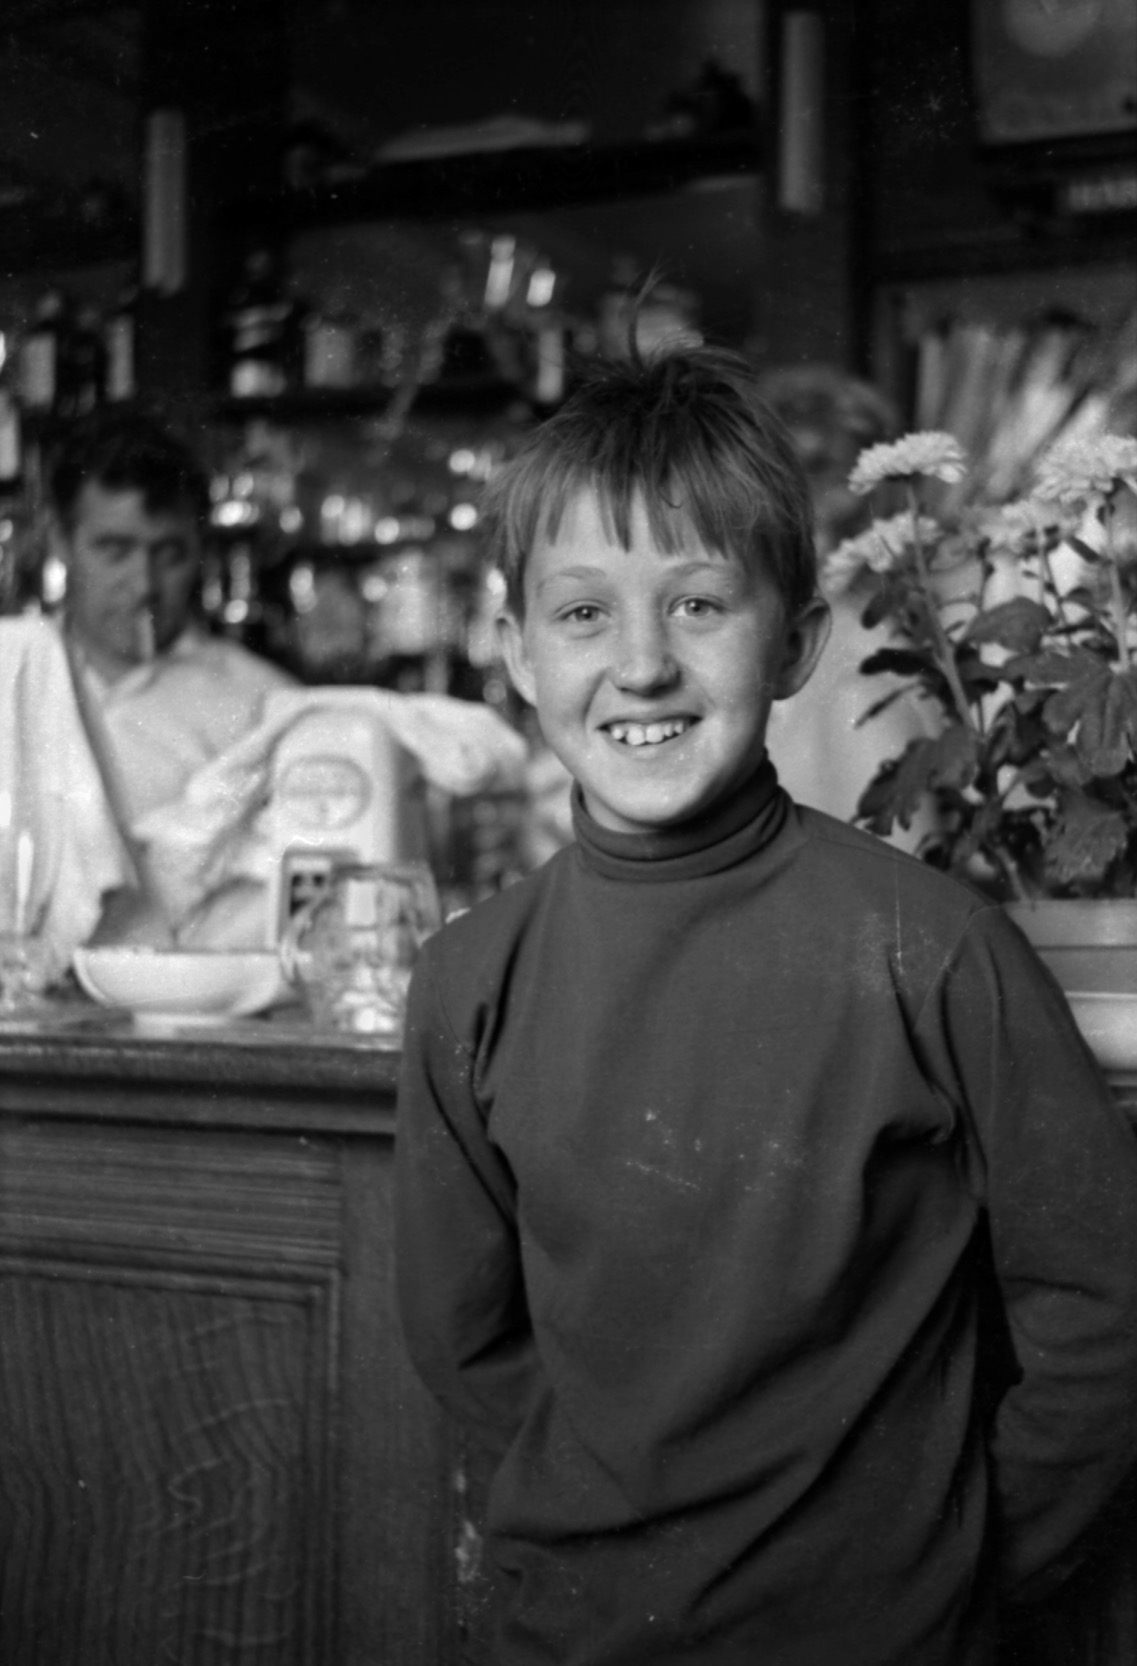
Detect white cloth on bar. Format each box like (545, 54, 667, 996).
(134, 687, 529, 935)
(0, 614, 135, 977)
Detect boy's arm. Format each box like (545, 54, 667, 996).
(933, 911, 1137, 1606)
(394, 950, 539, 1462)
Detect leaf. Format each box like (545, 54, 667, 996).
(1073, 667, 1137, 776)
(856, 686, 911, 726)
(1042, 666, 1113, 738)
(928, 726, 983, 790)
(860, 590, 893, 632)
(956, 658, 1005, 697)
(1045, 793, 1131, 886)
(856, 730, 981, 832)
(1036, 744, 1091, 790)
(1006, 648, 1108, 687)
(963, 598, 1050, 653)
(859, 647, 939, 679)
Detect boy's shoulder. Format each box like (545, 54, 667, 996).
(421, 842, 575, 981)
(795, 802, 996, 921)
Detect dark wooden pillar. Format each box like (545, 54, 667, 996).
(751, 0, 872, 372)
(136, 0, 288, 433)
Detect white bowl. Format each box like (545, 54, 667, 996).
(1066, 992, 1137, 1071)
(73, 947, 287, 1029)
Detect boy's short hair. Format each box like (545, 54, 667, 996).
(49, 409, 211, 532)
(481, 346, 818, 617)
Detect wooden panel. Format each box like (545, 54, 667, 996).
(0, 1117, 340, 1664)
(0, 1260, 334, 1666)
(0, 1119, 342, 1270)
(0, 1105, 456, 1665)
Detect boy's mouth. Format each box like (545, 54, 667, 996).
(603, 717, 697, 748)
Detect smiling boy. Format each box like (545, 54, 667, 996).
(394, 347, 1137, 1665)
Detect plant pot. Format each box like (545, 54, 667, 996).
(1006, 900, 1137, 1070)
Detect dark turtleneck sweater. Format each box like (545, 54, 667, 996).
(394, 761, 1137, 1666)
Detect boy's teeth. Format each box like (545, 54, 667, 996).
(608, 719, 691, 747)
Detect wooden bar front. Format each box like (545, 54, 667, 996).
(0, 1022, 464, 1666)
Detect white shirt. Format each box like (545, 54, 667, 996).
(76, 626, 295, 823)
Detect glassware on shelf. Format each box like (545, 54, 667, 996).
(0, 824, 50, 1017)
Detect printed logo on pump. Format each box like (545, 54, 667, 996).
(276, 755, 372, 830)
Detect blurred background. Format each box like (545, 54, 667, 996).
(1, 0, 1134, 723)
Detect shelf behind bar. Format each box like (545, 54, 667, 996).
(213, 377, 533, 426)
(225, 132, 762, 234)
(0, 216, 137, 277)
(873, 218, 1137, 286)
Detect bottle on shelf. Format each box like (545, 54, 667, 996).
(302, 293, 359, 390)
(104, 285, 138, 403)
(0, 328, 23, 494)
(18, 290, 67, 414)
(221, 248, 298, 399)
(525, 255, 566, 406)
(58, 304, 106, 420)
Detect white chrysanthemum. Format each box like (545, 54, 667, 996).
(823, 513, 942, 590)
(975, 498, 1076, 556)
(847, 432, 968, 495)
(1033, 434, 1137, 506)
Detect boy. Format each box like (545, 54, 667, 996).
(394, 347, 1137, 1665)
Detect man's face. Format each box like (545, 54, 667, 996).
(498, 490, 829, 835)
(60, 482, 200, 676)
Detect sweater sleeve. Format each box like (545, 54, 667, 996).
(920, 908, 1137, 1605)
(393, 946, 539, 1462)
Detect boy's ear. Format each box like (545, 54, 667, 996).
(773, 595, 831, 700)
(496, 610, 537, 706)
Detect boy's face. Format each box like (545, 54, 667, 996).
(499, 491, 829, 835)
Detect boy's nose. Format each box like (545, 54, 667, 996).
(611, 615, 679, 692)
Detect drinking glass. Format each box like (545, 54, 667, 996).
(280, 860, 442, 1042)
(0, 931, 51, 1015)
(0, 823, 50, 1016)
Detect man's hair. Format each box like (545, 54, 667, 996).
(49, 408, 211, 531)
(481, 346, 818, 617)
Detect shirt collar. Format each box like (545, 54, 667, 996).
(72, 624, 201, 702)
(571, 755, 791, 883)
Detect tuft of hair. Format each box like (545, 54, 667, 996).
(49, 407, 211, 531)
(480, 344, 818, 618)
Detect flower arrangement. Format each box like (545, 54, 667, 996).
(827, 430, 1137, 900)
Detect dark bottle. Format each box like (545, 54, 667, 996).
(60, 304, 106, 419)
(222, 249, 295, 399)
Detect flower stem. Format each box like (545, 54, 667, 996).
(1032, 509, 1073, 636)
(991, 844, 1030, 902)
(1103, 498, 1131, 670)
(908, 483, 977, 731)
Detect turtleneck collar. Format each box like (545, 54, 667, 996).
(571, 755, 791, 883)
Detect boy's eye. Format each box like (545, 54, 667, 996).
(674, 595, 723, 619)
(558, 603, 603, 625)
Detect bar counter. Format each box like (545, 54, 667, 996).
(2, 1010, 1136, 1665)
(0, 1008, 484, 1666)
